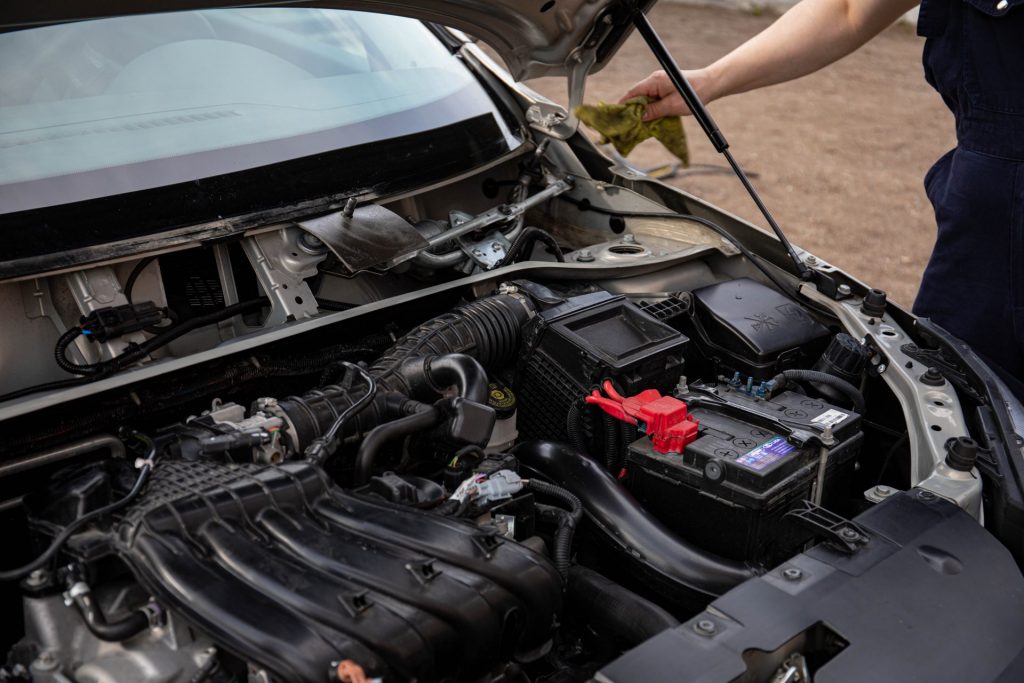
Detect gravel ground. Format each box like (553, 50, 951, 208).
(523, 4, 955, 305)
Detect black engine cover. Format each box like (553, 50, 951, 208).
(113, 461, 562, 682)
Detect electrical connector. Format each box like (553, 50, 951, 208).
(449, 470, 524, 506)
(585, 380, 698, 455)
(79, 302, 167, 343)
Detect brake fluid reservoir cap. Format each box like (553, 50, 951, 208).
(487, 383, 517, 419)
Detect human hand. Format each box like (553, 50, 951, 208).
(619, 68, 716, 121)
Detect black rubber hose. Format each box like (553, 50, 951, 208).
(601, 412, 620, 472)
(495, 227, 566, 267)
(281, 294, 532, 453)
(395, 354, 489, 405)
(353, 405, 443, 485)
(70, 587, 149, 642)
(124, 255, 158, 304)
(527, 479, 583, 580)
(370, 294, 534, 390)
(567, 565, 679, 645)
(513, 441, 756, 598)
(772, 368, 866, 414)
(566, 402, 588, 454)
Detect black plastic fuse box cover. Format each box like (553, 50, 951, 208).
(626, 387, 861, 564)
(684, 278, 829, 379)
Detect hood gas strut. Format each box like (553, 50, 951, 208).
(631, 8, 821, 286)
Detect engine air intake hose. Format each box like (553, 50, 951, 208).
(280, 294, 534, 453)
(513, 441, 757, 598)
(370, 294, 534, 389)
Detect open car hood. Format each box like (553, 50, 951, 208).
(0, 0, 653, 80)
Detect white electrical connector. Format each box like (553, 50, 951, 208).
(449, 470, 524, 506)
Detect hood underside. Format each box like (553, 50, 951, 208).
(0, 0, 654, 80)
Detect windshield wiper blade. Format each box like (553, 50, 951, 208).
(631, 8, 814, 283)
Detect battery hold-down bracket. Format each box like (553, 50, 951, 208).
(585, 380, 698, 454)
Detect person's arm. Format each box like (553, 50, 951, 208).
(623, 0, 920, 120)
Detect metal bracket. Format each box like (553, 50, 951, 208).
(526, 48, 596, 139)
(786, 500, 869, 554)
(458, 226, 512, 271)
(240, 227, 325, 326)
(800, 283, 982, 519)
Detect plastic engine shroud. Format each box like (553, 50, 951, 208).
(111, 460, 562, 682)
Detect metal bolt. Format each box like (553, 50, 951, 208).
(837, 284, 852, 297)
(782, 567, 803, 581)
(25, 569, 48, 588)
(576, 249, 595, 263)
(491, 242, 503, 252)
(918, 490, 937, 502)
(804, 254, 818, 265)
(297, 232, 326, 256)
(839, 527, 860, 541)
(872, 485, 894, 498)
(694, 619, 717, 635)
(35, 652, 58, 671)
(622, 234, 637, 244)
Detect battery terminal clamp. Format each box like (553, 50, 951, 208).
(585, 380, 698, 454)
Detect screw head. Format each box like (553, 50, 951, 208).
(872, 485, 894, 498)
(839, 527, 860, 541)
(694, 619, 717, 635)
(622, 234, 637, 244)
(782, 567, 803, 581)
(918, 490, 937, 502)
(804, 254, 818, 265)
(837, 284, 852, 297)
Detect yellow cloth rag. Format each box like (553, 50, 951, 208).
(575, 96, 690, 166)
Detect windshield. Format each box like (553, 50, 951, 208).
(0, 8, 519, 214)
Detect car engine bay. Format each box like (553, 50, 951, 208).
(0, 131, 1019, 682)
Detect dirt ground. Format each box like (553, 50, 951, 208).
(523, 4, 955, 306)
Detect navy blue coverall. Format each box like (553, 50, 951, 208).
(914, 0, 1024, 389)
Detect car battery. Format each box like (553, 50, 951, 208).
(624, 385, 862, 566)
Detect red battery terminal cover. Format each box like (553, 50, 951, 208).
(584, 380, 698, 454)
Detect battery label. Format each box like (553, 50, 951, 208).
(735, 436, 795, 471)
(811, 408, 848, 428)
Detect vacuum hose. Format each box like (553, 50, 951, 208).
(513, 441, 757, 599)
